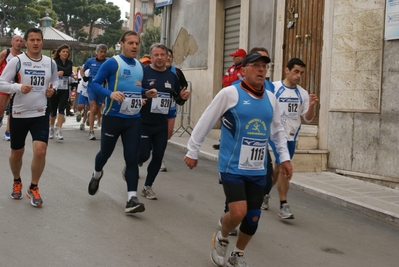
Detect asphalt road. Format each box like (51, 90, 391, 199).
(0, 125, 398, 267)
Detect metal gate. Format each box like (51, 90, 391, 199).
(223, 4, 241, 73)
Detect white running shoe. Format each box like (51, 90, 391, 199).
(56, 129, 63, 140)
(160, 160, 167, 172)
(278, 203, 294, 219)
(89, 131, 96, 140)
(49, 127, 54, 139)
(211, 231, 229, 267)
(227, 252, 248, 267)
(141, 186, 157, 200)
(261, 194, 270, 210)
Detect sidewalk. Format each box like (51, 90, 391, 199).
(169, 130, 399, 227)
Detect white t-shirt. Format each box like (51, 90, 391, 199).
(272, 80, 311, 141)
(0, 53, 59, 118)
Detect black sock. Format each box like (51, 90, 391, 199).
(30, 183, 38, 190)
(14, 177, 21, 183)
(280, 200, 287, 208)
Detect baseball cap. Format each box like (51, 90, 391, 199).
(140, 57, 151, 64)
(242, 52, 271, 66)
(230, 48, 247, 58)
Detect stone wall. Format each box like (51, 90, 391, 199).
(328, 0, 399, 180)
(330, 0, 385, 112)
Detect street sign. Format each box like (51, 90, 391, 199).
(155, 0, 173, 8)
(134, 12, 143, 34)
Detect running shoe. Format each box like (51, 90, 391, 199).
(0, 117, 3, 127)
(26, 186, 43, 207)
(10, 182, 23, 199)
(97, 122, 101, 128)
(213, 144, 220, 150)
(86, 111, 90, 126)
(141, 186, 157, 200)
(76, 111, 82, 122)
(261, 194, 270, 210)
(89, 131, 96, 140)
(49, 127, 54, 139)
(218, 214, 238, 236)
(80, 123, 85, 130)
(88, 170, 103, 195)
(278, 203, 294, 219)
(160, 160, 167, 172)
(227, 252, 248, 267)
(125, 196, 145, 214)
(56, 129, 63, 140)
(3, 130, 10, 141)
(211, 231, 229, 267)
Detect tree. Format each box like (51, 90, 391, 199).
(84, 0, 122, 43)
(139, 21, 161, 57)
(53, 0, 87, 39)
(53, 0, 123, 44)
(0, 0, 57, 36)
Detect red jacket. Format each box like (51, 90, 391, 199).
(222, 63, 243, 87)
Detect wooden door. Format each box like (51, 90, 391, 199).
(282, 0, 324, 124)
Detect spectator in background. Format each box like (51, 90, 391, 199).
(140, 54, 152, 66)
(214, 48, 247, 150)
(222, 48, 246, 88)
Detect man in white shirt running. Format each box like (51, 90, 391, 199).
(0, 28, 58, 207)
(269, 57, 319, 219)
(184, 52, 292, 267)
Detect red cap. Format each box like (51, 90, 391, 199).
(230, 48, 246, 58)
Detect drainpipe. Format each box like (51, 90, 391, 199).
(269, 0, 277, 79)
(160, 4, 171, 46)
(165, 4, 171, 48)
(160, 6, 166, 44)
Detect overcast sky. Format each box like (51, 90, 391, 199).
(108, 0, 130, 19)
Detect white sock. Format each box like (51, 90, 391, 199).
(218, 231, 228, 240)
(128, 191, 137, 200)
(233, 247, 244, 254)
(93, 171, 102, 179)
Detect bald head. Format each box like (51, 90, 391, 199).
(11, 35, 22, 41)
(11, 35, 23, 52)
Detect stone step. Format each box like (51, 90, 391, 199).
(296, 125, 319, 150)
(270, 149, 329, 172)
(292, 149, 328, 172)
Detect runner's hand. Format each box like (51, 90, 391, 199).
(184, 156, 198, 169)
(110, 91, 125, 104)
(21, 84, 33, 94)
(145, 89, 158, 98)
(180, 87, 189, 100)
(45, 83, 55, 97)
